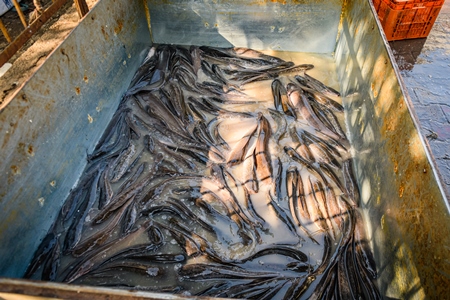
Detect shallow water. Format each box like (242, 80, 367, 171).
(26, 45, 380, 299)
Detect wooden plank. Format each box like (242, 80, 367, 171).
(74, 0, 89, 18)
(0, 0, 69, 67)
(0, 19, 11, 43)
(12, 0, 28, 28)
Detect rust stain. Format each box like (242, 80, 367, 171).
(60, 48, 67, 57)
(11, 142, 35, 161)
(27, 145, 34, 156)
(398, 184, 404, 198)
(75, 87, 81, 95)
(379, 81, 450, 297)
(382, 98, 405, 133)
(10, 165, 20, 175)
(385, 114, 395, 132)
(114, 19, 123, 34)
(101, 26, 109, 40)
(371, 82, 378, 98)
(45, 102, 52, 111)
(83, 75, 89, 83)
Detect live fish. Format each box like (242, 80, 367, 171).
(26, 44, 380, 300)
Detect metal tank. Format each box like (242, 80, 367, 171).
(0, 0, 449, 299)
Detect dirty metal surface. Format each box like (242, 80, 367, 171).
(390, 1, 450, 201)
(336, 0, 450, 298)
(147, 0, 342, 53)
(0, 0, 151, 278)
(0, 0, 449, 299)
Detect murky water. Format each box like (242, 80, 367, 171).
(25, 45, 380, 299)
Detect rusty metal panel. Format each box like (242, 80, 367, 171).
(147, 0, 342, 53)
(0, 0, 151, 278)
(335, 0, 450, 298)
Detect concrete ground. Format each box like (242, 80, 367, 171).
(389, 1, 450, 200)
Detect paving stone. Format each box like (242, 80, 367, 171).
(426, 140, 450, 159)
(441, 104, 450, 123)
(434, 122, 450, 141)
(414, 103, 447, 124)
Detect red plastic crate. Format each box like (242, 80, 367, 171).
(372, 0, 445, 41)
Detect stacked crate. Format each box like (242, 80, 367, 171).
(372, 0, 445, 40)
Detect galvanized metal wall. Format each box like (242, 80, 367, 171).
(0, 0, 151, 278)
(147, 0, 342, 53)
(335, 0, 450, 298)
